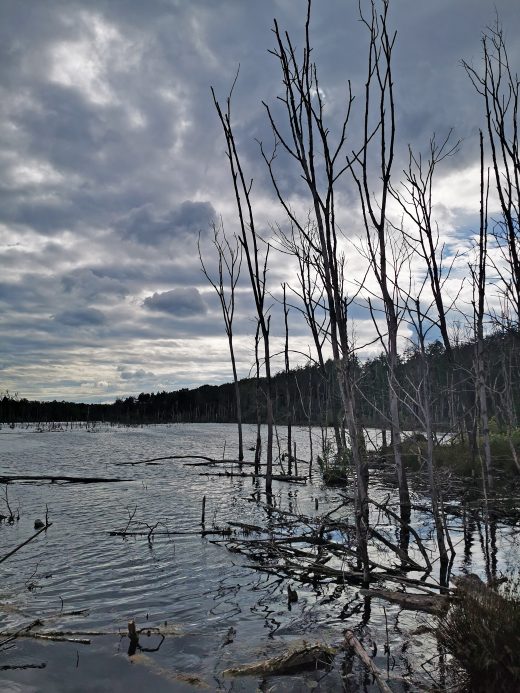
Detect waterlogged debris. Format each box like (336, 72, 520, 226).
(0, 522, 53, 565)
(344, 630, 392, 693)
(359, 588, 449, 614)
(222, 640, 337, 677)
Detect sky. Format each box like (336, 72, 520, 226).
(1, 0, 519, 403)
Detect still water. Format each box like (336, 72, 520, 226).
(0, 423, 518, 692)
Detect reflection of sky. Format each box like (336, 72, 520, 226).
(0, 0, 518, 402)
(1, 423, 518, 689)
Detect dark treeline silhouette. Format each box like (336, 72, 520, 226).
(3, 329, 519, 434)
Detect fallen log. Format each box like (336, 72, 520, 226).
(115, 455, 250, 467)
(344, 630, 392, 693)
(0, 475, 126, 484)
(199, 471, 306, 483)
(359, 588, 448, 613)
(222, 640, 337, 676)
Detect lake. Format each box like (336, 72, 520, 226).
(0, 423, 518, 691)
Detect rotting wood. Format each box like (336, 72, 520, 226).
(359, 588, 448, 613)
(344, 630, 392, 693)
(222, 640, 337, 676)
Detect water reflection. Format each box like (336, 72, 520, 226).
(0, 422, 518, 692)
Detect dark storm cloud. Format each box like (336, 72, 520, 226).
(143, 287, 207, 317)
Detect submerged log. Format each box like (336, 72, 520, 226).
(0, 522, 53, 564)
(344, 630, 392, 693)
(359, 588, 449, 613)
(222, 640, 337, 677)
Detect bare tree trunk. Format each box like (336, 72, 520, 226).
(263, 0, 369, 579)
(471, 131, 493, 489)
(212, 85, 274, 494)
(283, 284, 293, 475)
(199, 223, 244, 461)
(349, 0, 410, 513)
(254, 322, 262, 475)
(464, 25, 520, 325)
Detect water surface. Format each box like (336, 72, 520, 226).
(0, 423, 517, 691)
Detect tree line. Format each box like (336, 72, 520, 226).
(2, 328, 519, 436)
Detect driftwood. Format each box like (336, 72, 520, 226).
(344, 630, 392, 693)
(359, 588, 448, 613)
(223, 640, 337, 677)
(0, 522, 53, 564)
(0, 475, 126, 484)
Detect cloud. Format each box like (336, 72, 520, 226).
(53, 307, 106, 326)
(143, 287, 207, 317)
(117, 366, 155, 380)
(117, 200, 215, 245)
(0, 0, 519, 401)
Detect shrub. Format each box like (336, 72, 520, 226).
(437, 574, 520, 691)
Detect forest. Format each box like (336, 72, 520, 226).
(2, 328, 520, 440)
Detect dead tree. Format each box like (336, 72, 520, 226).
(403, 295, 451, 574)
(212, 82, 275, 494)
(262, 0, 369, 580)
(348, 0, 410, 514)
(464, 22, 520, 326)
(392, 134, 459, 357)
(470, 131, 493, 488)
(274, 221, 343, 450)
(282, 283, 293, 474)
(199, 221, 244, 461)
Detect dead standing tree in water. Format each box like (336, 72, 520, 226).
(470, 131, 493, 489)
(348, 0, 411, 516)
(199, 221, 244, 462)
(391, 134, 461, 574)
(261, 0, 370, 580)
(212, 80, 275, 495)
(464, 22, 520, 326)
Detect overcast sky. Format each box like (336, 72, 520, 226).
(1, 0, 518, 403)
